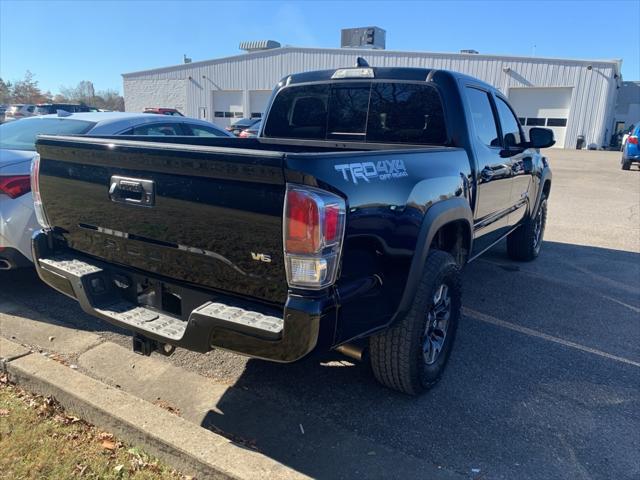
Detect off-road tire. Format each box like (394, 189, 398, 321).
(507, 196, 548, 261)
(369, 250, 461, 395)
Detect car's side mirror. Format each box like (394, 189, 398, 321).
(529, 127, 555, 149)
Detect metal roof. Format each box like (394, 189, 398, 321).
(122, 46, 622, 78)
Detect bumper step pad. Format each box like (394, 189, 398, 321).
(95, 302, 186, 341)
(194, 302, 283, 340)
(38, 254, 283, 343)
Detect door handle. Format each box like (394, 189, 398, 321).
(109, 176, 155, 207)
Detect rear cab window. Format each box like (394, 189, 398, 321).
(263, 81, 447, 145)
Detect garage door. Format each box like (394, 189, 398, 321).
(509, 87, 573, 148)
(211, 91, 243, 127)
(249, 90, 271, 119)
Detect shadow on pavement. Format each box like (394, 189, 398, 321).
(2, 240, 639, 479)
(199, 240, 640, 480)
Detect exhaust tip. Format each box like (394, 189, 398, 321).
(335, 343, 365, 362)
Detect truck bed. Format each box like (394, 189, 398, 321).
(36, 134, 450, 306)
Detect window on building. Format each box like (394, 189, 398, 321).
(465, 87, 500, 147)
(526, 118, 546, 126)
(546, 118, 567, 127)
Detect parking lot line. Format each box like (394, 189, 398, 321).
(476, 258, 640, 313)
(602, 295, 640, 314)
(463, 307, 640, 368)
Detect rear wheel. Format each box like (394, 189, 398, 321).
(369, 250, 461, 395)
(621, 159, 631, 170)
(507, 196, 547, 261)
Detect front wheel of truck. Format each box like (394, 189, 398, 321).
(369, 250, 461, 395)
(507, 196, 548, 261)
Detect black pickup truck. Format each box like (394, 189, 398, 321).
(31, 63, 554, 395)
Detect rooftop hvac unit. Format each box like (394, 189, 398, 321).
(240, 40, 281, 53)
(341, 27, 386, 50)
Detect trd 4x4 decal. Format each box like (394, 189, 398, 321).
(335, 160, 408, 184)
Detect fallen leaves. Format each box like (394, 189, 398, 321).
(75, 463, 88, 476)
(1, 372, 190, 478)
(101, 440, 117, 451)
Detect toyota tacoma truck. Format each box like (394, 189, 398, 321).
(31, 62, 554, 395)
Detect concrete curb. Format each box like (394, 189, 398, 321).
(1, 338, 307, 480)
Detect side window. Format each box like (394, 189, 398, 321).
(186, 124, 226, 137)
(495, 97, 524, 147)
(131, 123, 182, 136)
(466, 87, 500, 147)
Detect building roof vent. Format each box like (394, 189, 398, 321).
(240, 40, 281, 52)
(460, 49, 479, 54)
(341, 27, 386, 50)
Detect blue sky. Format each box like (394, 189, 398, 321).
(1, 0, 639, 94)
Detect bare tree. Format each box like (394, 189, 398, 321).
(8, 71, 50, 104)
(0, 78, 11, 104)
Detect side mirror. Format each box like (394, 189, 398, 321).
(529, 127, 555, 149)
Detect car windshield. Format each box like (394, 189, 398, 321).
(248, 120, 262, 132)
(232, 118, 258, 128)
(0, 118, 96, 151)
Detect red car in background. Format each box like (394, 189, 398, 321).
(143, 108, 184, 116)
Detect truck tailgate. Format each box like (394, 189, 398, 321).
(36, 136, 287, 304)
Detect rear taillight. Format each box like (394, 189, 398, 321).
(30, 154, 51, 228)
(283, 185, 346, 289)
(0, 175, 31, 199)
(628, 136, 638, 145)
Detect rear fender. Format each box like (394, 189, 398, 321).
(391, 197, 473, 323)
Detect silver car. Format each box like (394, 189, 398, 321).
(0, 112, 232, 269)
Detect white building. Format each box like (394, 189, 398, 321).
(123, 38, 623, 149)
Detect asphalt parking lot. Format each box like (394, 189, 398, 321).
(1, 149, 639, 480)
